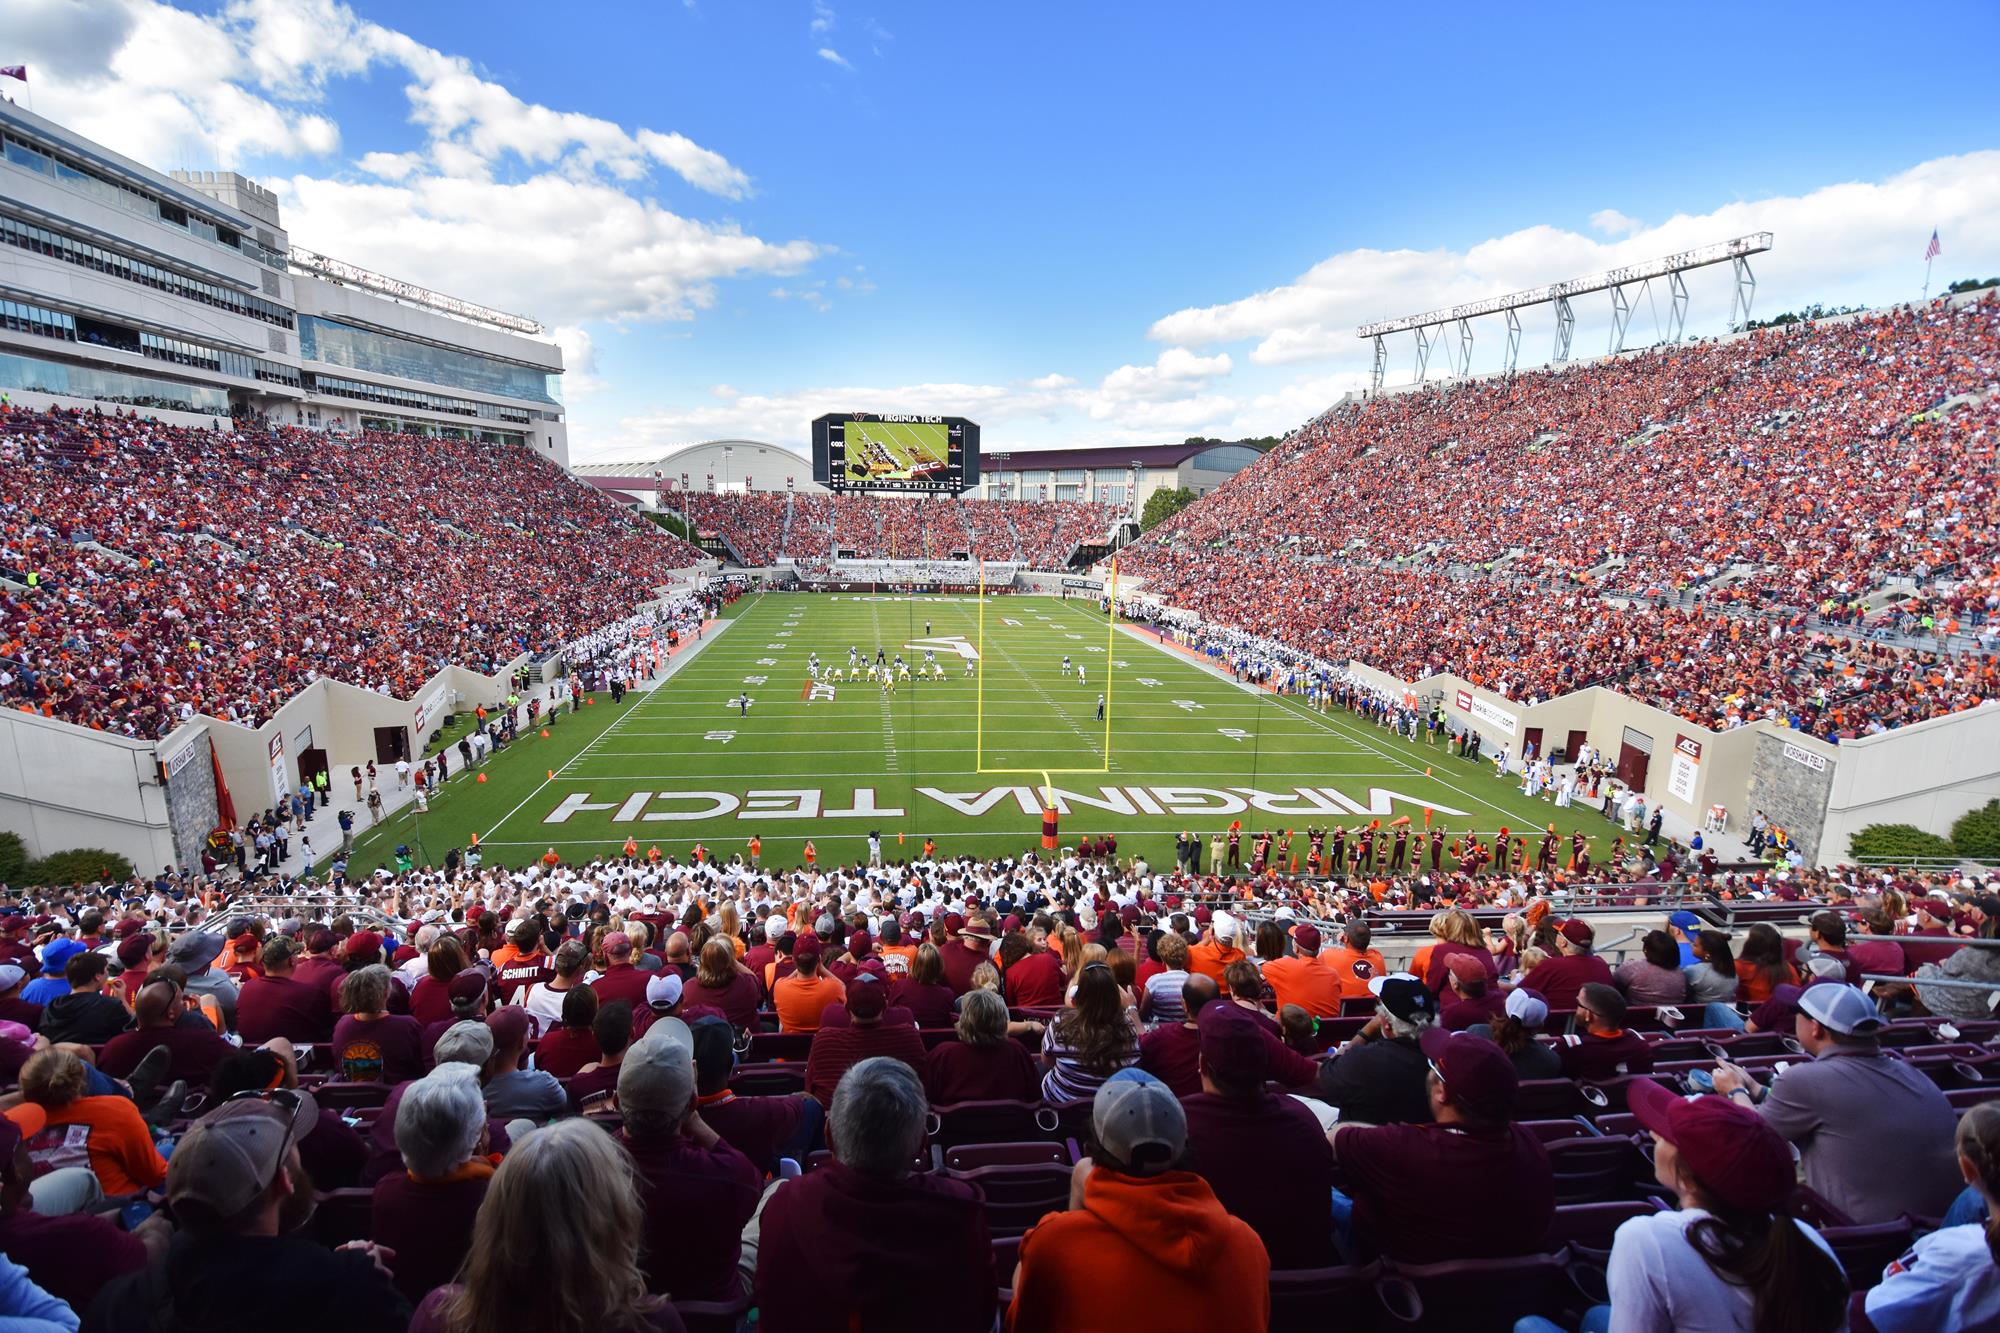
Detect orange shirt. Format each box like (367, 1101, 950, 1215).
(42, 1095, 167, 1194)
(1317, 946, 1389, 1000)
(773, 970, 847, 1033)
(877, 943, 919, 976)
(1186, 940, 1244, 986)
(1261, 955, 1343, 1018)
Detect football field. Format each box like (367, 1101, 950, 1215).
(354, 593, 1611, 874)
(845, 420, 949, 480)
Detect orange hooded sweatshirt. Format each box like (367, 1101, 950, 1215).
(1007, 1166, 1269, 1332)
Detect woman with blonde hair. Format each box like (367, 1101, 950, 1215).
(411, 1117, 685, 1333)
(716, 901, 746, 958)
(1417, 907, 1497, 995)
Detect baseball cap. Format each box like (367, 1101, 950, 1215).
(1368, 974, 1435, 1022)
(619, 1018, 695, 1118)
(1213, 912, 1239, 943)
(603, 931, 633, 959)
(847, 930, 873, 956)
(1559, 919, 1595, 946)
(688, 1015, 736, 1089)
(0, 964, 24, 992)
(1797, 983, 1884, 1036)
(1627, 1078, 1795, 1212)
(1092, 1068, 1186, 1176)
(1197, 1000, 1268, 1087)
(1420, 1027, 1519, 1121)
(1505, 988, 1550, 1028)
(485, 1006, 531, 1048)
(794, 934, 822, 960)
(306, 929, 337, 954)
(646, 971, 684, 1010)
(116, 934, 152, 967)
(846, 972, 888, 1019)
(1668, 911, 1702, 937)
(167, 1091, 319, 1224)
(39, 938, 84, 975)
(1445, 954, 1486, 984)
(1290, 923, 1322, 955)
(447, 970, 488, 1012)
(342, 931, 384, 964)
(764, 917, 787, 942)
(942, 912, 966, 936)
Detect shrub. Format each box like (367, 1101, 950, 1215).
(0, 831, 27, 883)
(27, 847, 136, 886)
(1847, 823, 1955, 864)
(1951, 800, 2000, 863)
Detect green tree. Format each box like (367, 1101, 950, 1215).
(1848, 823, 1955, 864)
(1947, 277, 1999, 295)
(1951, 799, 2000, 863)
(0, 831, 27, 884)
(1141, 485, 1199, 532)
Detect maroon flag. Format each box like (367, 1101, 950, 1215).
(0, 67, 25, 82)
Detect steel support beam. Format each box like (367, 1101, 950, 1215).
(1504, 307, 1522, 374)
(1413, 324, 1435, 383)
(1730, 254, 1758, 331)
(1370, 335, 1387, 394)
(1552, 294, 1575, 362)
(1667, 269, 1689, 343)
(1608, 282, 1633, 354)
(1455, 317, 1473, 378)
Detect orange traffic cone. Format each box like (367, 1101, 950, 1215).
(476, 773, 487, 784)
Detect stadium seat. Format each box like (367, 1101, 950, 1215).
(945, 1162, 1073, 1236)
(1268, 1262, 1399, 1333)
(309, 1188, 375, 1248)
(928, 1099, 1063, 1149)
(1386, 1251, 1579, 1332)
(1818, 1219, 1918, 1292)
(670, 1289, 754, 1333)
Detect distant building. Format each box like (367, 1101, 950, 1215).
(0, 102, 568, 462)
(976, 440, 1268, 512)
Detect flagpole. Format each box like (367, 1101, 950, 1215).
(1924, 254, 1934, 303)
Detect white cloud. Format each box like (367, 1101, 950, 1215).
(1150, 152, 2000, 386)
(1590, 208, 1641, 237)
(1094, 347, 1233, 405)
(811, 2, 837, 35)
(356, 150, 423, 181)
(1028, 373, 1076, 390)
(818, 47, 854, 70)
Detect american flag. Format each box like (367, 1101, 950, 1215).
(1924, 229, 1941, 262)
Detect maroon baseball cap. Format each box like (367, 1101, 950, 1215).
(447, 970, 489, 1011)
(1559, 919, 1595, 946)
(1419, 1027, 1518, 1121)
(1445, 954, 1486, 984)
(344, 931, 384, 963)
(1119, 904, 1140, 926)
(1193, 906, 1213, 925)
(1197, 998, 1269, 1087)
(1627, 1078, 1795, 1212)
(115, 919, 146, 940)
(847, 930, 872, 956)
(486, 1006, 531, 1047)
(846, 974, 888, 1019)
(306, 929, 337, 954)
(795, 934, 822, 959)
(942, 912, 966, 936)
(116, 933, 152, 967)
(1290, 923, 1321, 954)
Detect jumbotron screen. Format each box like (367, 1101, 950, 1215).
(812, 413, 980, 494)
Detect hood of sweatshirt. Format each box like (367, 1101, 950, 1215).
(1081, 1167, 1234, 1268)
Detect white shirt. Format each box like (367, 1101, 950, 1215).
(1864, 1221, 2000, 1332)
(1606, 1208, 1844, 1333)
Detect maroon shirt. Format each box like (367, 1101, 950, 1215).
(1519, 953, 1615, 1011)
(237, 973, 335, 1043)
(567, 1063, 619, 1112)
(753, 1162, 995, 1333)
(923, 1039, 1041, 1105)
(1336, 1120, 1553, 1262)
(938, 941, 989, 996)
(1003, 951, 1067, 1008)
(697, 1090, 809, 1174)
(1138, 1022, 1203, 1097)
(803, 1021, 927, 1108)
(1423, 942, 1500, 995)
(407, 976, 456, 1027)
(1440, 989, 1507, 1031)
(592, 962, 653, 1010)
(493, 951, 555, 1002)
(1556, 1029, 1657, 1081)
(0, 994, 43, 1030)
(371, 1169, 491, 1305)
(887, 979, 955, 1029)
(0, 1203, 147, 1312)
(686, 972, 763, 1029)
(534, 1026, 601, 1080)
(624, 1130, 764, 1301)
(97, 1025, 236, 1087)
(1182, 1090, 1337, 1268)
(331, 1013, 428, 1084)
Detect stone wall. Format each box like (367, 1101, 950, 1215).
(1743, 732, 1838, 862)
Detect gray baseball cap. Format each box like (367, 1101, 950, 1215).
(1091, 1068, 1185, 1176)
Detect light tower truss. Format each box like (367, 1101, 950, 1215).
(1358, 232, 1771, 393)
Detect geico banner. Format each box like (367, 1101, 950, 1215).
(545, 783, 1473, 824)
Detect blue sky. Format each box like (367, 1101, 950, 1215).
(14, 0, 2000, 459)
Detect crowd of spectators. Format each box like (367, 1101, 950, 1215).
(3, 829, 2000, 1330)
(713, 491, 1121, 571)
(1122, 297, 2000, 740)
(0, 408, 704, 739)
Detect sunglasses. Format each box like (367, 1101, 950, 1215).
(225, 1087, 305, 1191)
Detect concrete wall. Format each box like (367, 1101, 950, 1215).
(1817, 704, 2000, 862)
(0, 707, 179, 872)
(1744, 732, 1840, 862)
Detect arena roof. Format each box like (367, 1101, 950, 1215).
(977, 440, 1268, 470)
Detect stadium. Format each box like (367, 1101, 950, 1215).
(0, 7, 1997, 1333)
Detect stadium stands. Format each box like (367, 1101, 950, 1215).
(682, 490, 1121, 570)
(0, 406, 703, 737)
(1120, 297, 2000, 740)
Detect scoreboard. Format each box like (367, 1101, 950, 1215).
(812, 413, 980, 494)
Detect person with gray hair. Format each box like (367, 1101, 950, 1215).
(1314, 975, 1437, 1125)
(749, 1057, 996, 1330)
(616, 1017, 762, 1300)
(370, 1064, 494, 1304)
(924, 987, 1040, 1103)
(331, 964, 426, 1083)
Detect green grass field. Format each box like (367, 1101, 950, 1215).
(351, 593, 1615, 875)
(844, 420, 949, 481)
